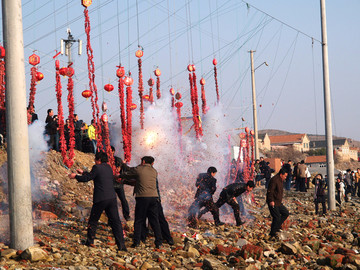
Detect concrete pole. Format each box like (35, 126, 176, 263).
(2, 0, 34, 249)
(320, 0, 335, 210)
(250, 50, 260, 160)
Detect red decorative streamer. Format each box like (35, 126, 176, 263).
(156, 76, 161, 99)
(243, 131, 250, 182)
(138, 58, 144, 129)
(28, 66, 38, 113)
(149, 86, 154, 103)
(189, 71, 202, 139)
(200, 83, 207, 115)
(250, 133, 255, 180)
(65, 71, 75, 168)
(175, 104, 183, 153)
(84, 7, 102, 151)
(126, 82, 133, 162)
(118, 76, 129, 161)
(102, 116, 116, 173)
(214, 65, 220, 103)
(0, 60, 6, 109)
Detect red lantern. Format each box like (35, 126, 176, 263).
(101, 113, 108, 123)
(124, 76, 133, 86)
(213, 58, 217, 65)
(59, 67, 67, 76)
(82, 90, 92, 99)
(130, 103, 137, 110)
(55, 60, 60, 70)
(175, 92, 182, 100)
(192, 64, 196, 71)
(0, 46, 5, 59)
(82, 0, 92, 7)
(104, 83, 114, 92)
(169, 88, 175, 95)
(116, 67, 125, 78)
(143, 95, 150, 100)
(148, 78, 154, 86)
(154, 68, 161, 77)
(250, 130, 255, 136)
(29, 53, 40, 66)
(35, 72, 44, 81)
(245, 127, 249, 133)
(200, 78, 205, 85)
(66, 67, 74, 77)
(175, 102, 183, 108)
(187, 64, 193, 72)
(240, 132, 245, 139)
(135, 49, 143, 58)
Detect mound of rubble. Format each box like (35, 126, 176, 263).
(0, 150, 360, 269)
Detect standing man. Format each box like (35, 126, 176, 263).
(354, 168, 360, 197)
(68, 152, 127, 251)
(199, 181, 255, 226)
(88, 119, 97, 154)
(111, 146, 130, 221)
(266, 168, 289, 239)
(74, 114, 83, 151)
(188, 167, 223, 228)
(120, 156, 163, 248)
(296, 160, 307, 192)
(282, 160, 293, 191)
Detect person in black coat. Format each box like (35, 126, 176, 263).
(69, 151, 127, 251)
(188, 167, 222, 228)
(199, 181, 255, 226)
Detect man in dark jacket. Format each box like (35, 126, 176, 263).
(282, 160, 293, 191)
(188, 167, 223, 228)
(68, 151, 127, 251)
(266, 168, 289, 239)
(199, 181, 255, 226)
(120, 156, 163, 248)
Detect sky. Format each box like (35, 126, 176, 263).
(1, 0, 359, 141)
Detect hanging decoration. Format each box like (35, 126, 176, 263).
(82, 89, 92, 100)
(28, 53, 41, 116)
(213, 58, 220, 103)
(233, 134, 244, 183)
(170, 88, 175, 108)
(175, 101, 183, 153)
(250, 129, 255, 180)
(66, 63, 76, 168)
(188, 64, 202, 140)
(83, 0, 102, 151)
(136, 48, 144, 129)
(104, 83, 114, 92)
(148, 77, 154, 103)
(154, 68, 161, 99)
(117, 66, 129, 163)
(200, 77, 207, 114)
(0, 46, 5, 109)
(124, 74, 134, 161)
(101, 113, 116, 173)
(243, 127, 250, 182)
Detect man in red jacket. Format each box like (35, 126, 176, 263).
(266, 168, 289, 239)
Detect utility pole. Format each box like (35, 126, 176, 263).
(320, 0, 335, 210)
(2, 0, 34, 249)
(60, 28, 82, 65)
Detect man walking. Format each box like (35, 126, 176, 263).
(266, 168, 289, 239)
(296, 160, 307, 192)
(69, 152, 127, 251)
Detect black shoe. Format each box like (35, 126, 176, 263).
(166, 239, 174, 246)
(83, 240, 94, 247)
(119, 246, 128, 252)
(236, 221, 245, 226)
(215, 221, 225, 226)
(155, 244, 162, 249)
(131, 243, 139, 248)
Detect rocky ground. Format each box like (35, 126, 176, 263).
(0, 149, 360, 269)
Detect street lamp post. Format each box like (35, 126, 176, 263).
(249, 50, 267, 160)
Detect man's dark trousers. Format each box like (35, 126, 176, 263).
(268, 203, 289, 236)
(133, 197, 162, 247)
(216, 191, 242, 225)
(87, 198, 126, 250)
(115, 185, 130, 220)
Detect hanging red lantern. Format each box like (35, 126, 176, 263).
(104, 83, 114, 92)
(124, 76, 133, 86)
(213, 58, 217, 65)
(29, 53, 40, 66)
(135, 49, 143, 58)
(130, 103, 137, 110)
(101, 113, 108, 123)
(116, 67, 125, 78)
(245, 127, 249, 133)
(143, 95, 150, 100)
(35, 72, 44, 81)
(148, 78, 154, 86)
(200, 78, 205, 85)
(55, 60, 60, 70)
(187, 64, 193, 72)
(175, 102, 183, 108)
(66, 67, 74, 77)
(82, 0, 92, 7)
(154, 68, 161, 77)
(82, 89, 92, 99)
(59, 67, 67, 76)
(240, 132, 245, 139)
(250, 130, 255, 136)
(0, 46, 5, 59)
(175, 92, 182, 100)
(169, 88, 175, 95)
